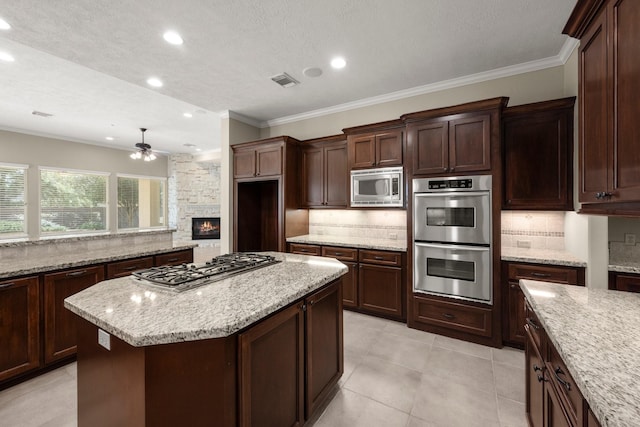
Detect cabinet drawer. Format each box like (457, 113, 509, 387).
(106, 257, 154, 279)
(322, 246, 358, 262)
(508, 263, 578, 285)
(614, 274, 640, 293)
(413, 296, 492, 337)
(155, 250, 193, 266)
(359, 249, 402, 267)
(524, 301, 543, 353)
(289, 243, 322, 256)
(547, 340, 582, 425)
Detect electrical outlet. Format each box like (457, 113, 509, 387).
(517, 240, 531, 249)
(388, 232, 398, 240)
(624, 233, 636, 246)
(98, 328, 111, 350)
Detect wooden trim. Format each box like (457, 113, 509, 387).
(579, 201, 640, 217)
(563, 0, 607, 37)
(502, 97, 576, 118)
(342, 118, 404, 135)
(301, 134, 346, 145)
(231, 136, 300, 151)
(401, 97, 509, 123)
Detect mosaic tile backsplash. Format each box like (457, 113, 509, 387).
(501, 211, 565, 250)
(309, 210, 407, 241)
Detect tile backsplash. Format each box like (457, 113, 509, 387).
(501, 211, 565, 250)
(309, 210, 406, 241)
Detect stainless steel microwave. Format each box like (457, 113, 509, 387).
(350, 167, 403, 207)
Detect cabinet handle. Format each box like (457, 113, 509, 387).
(530, 272, 551, 278)
(442, 167, 448, 172)
(442, 313, 455, 320)
(166, 258, 179, 262)
(66, 270, 88, 277)
(374, 256, 384, 260)
(533, 364, 543, 372)
(537, 374, 547, 383)
(124, 266, 139, 271)
(334, 252, 343, 256)
(553, 366, 572, 391)
(526, 317, 540, 330)
(0, 282, 16, 289)
(595, 191, 613, 200)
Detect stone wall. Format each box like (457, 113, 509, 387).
(168, 154, 221, 250)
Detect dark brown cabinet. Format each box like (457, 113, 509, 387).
(526, 327, 545, 427)
(502, 97, 575, 210)
(154, 249, 194, 266)
(106, 256, 154, 279)
(503, 262, 585, 347)
(233, 137, 306, 253)
(238, 280, 342, 426)
(344, 121, 404, 169)
(322, 246, 358, 308)
(43, 265, 105, 364)
(403, 97, 507, 176)
(411, 294, 493, 338)
(301, 136, 348, 208)
(565, 0, 640, 213)
(608, 271, 640, 292)
(0, 276, 40, 382)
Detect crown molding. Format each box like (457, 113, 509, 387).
(263, 44, 576, 129)
(219, 110, 262, 128)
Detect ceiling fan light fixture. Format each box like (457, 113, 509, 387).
(130, 128, 156, 161)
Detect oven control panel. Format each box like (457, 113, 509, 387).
(428, 178, 473, 190)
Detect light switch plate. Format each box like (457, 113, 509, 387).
(625, 233, 636, 246)
(517, 240, 531, 248)
(98, 328, 111, 350)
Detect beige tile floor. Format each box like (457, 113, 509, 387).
(0, 310, 525, 427)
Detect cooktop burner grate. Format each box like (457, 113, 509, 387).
(132, 252, 280, 291)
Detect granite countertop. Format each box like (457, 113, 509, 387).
(501, 247, 587, 267)
(0, 244, 196, 279)
(64, 252, 347, 347)
(521, 280, 640, 427)
(608, 262, 640, 274)
(287, 234, 407, 252)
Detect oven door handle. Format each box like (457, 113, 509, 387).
(414, 242, 489, 251)
(413, 191, 487, 198)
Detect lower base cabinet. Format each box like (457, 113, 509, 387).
(0, 277, 40, 382)
(609, 271, 640, 292)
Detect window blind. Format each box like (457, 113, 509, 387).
(117, 176, 166, 230)
(0, 165, 27, 235)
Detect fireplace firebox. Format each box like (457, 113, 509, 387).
(192, 217, 220, 240)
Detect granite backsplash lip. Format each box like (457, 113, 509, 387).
(608, 262, 640, 274)
(287, 234, 407, 251)
(0, 244, 196, 279)
(0, 228, 177, 248)
(520, 280, 640, 427)
(501, 247, 587, 267)
(64, 252, 348, 347)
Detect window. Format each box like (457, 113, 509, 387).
(40, 168, 108, 234)
(0, 164, 27, 237)
(117, 175, 166, 230)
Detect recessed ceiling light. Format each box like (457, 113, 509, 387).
(183, 143, 196, 147)
(0, 18, 10, 30)
(330, 57, 346, 69)
(0, 51, 15, 62)
(183, 112, 193, 118)
(105, 136, 114, 141)
(303, 67, 323, 78)
(195, 148, 202, 152)
(147, 77, 163, 87)
(163, 31, 183, 45)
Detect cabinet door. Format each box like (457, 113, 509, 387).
(341, 261, 358, 308)
(234, 150, 256, 178)
(44, 265, 104, 364)
(614, 273, 640, 293)
(155, 249, 194, 266)
(610, 0, 640, 202)
(238, 302, 304, 427)
(289, 243, 322, 256)
(507, 281, 526, 344)
(376, 131, 403, 167)
(106, 256, 153, 279)
(348, 135, 376, 169)
(544, 379, 572, 427)
(0, 277, 40, 382)
(410, 121, 449, 175)
(503, 106, 573, 210)
(256, 145, 283, 177)
(525, 331, 544, 427)
(324, 143, 348, 207)
(578, 9, 609, 202)
(359, 264, 403, 318)
(301, 146, 324, 207)
(305, 281, 343, 418)
(449, 113, 491, 173)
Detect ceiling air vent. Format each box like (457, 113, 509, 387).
(271, 73, 299, 88)
(32, 110, 53, 118)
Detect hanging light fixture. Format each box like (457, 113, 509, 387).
(130, 128, 157, 161)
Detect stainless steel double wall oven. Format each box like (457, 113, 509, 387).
(412, 175, 493, 304)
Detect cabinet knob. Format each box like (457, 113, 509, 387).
(510, 284, 519, 289)
(442, 167, 448, 172)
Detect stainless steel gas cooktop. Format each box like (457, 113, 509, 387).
(132, 252, 279, 292)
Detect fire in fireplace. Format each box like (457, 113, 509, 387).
(192, 217, 220, 240)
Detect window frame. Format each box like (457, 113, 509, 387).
(0, 162, 28, 239)
(116, 173, 168, 232)
(39, 166, 110, 237)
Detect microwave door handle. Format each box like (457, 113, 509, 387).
(414, 242, 489, 251)
(414, 192, 484, 198)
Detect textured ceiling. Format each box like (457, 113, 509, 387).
(0, 0, 577, 155)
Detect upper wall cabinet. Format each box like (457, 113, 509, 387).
(565, 0, 640, 215)
(300, 135, 348, 208)
(233, 142, 283, 179)
(502, 97, 575, 211)
(403, 97, 508, 177)
(343, 120, 404, 170)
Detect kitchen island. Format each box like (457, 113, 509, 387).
(521, 280, 640, 427)
(64, 252, 347, 427)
